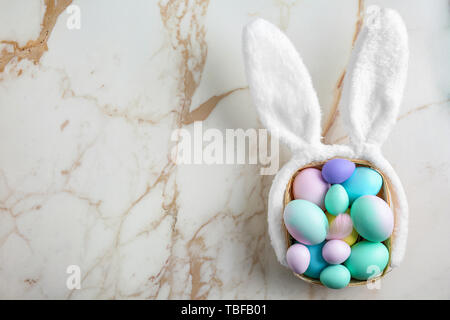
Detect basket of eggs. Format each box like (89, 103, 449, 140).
(284, 158, 393, 289)
(242, 7, 409, 290)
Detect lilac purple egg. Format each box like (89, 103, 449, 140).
(293, 168, 330, 209)
(286, 243, 311, 274)
(322, 240, 351, 264)
(321, 158, 356, 184)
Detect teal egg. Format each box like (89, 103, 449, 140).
(284, 200, 328, 245)
(320, 265, 351, 289)
(341, 167, 383, 203)
(304, 242, 328, 279)
(324, 184, 349, 215)
(351, 195, 394, 242)
(344, 241, 389, 280)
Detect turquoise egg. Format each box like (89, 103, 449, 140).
(304, 242, 328, 279)
(351, 195, 394, 242)
(324, 184, 349, 215)
(284, 200, 328, 245)
(320, 265, 351, 289)
(344, 241, 389, 280)
(341, 167, 382, 203)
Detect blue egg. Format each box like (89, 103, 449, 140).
(341, 167, 382, 203)
(303, 242, 328, 279)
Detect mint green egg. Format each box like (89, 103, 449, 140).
(350, 195, 394, 242)
(320, 265, 351, 289)
(284, 200, 329, 245)
(324, 184, 349, 215)
(344, 241, 389, 280)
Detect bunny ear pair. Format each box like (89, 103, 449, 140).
(243, 6, 408, 151)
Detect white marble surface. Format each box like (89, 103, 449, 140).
(0, 0, 449, 299)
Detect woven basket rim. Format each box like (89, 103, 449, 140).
(283, 158, 394, 287)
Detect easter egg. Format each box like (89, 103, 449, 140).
(344, 241, 389, 280)
(284, 200, 328, 245)
(341, 167, 383, 203)
(325, 212, 354, 243)
(342, 228, 359, 246)
(351, 195, 394, 242)
(322, 240, 351, 264)
(324, 184, 349, 215)
(293, 168, 330, 209)
(286, 244, 310, 275)
(320, 265, 351, 289)
(304, 242, 328, 279)
(322, 158, 356, 184)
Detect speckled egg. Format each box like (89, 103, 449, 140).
(286, 243, 310, 275)
(293, 168, 330, 209)
(320, 265, 351, 289)
(351, 195, 394, 242)
(304, 242, 328, 279)
(341, 167, 383, 203)
(322, 240, 351, 264)
(344, 241, 389, 280)
(284, 200, 329, 245)
(325, 184, 349, 215)
(322, 158, 356, 184)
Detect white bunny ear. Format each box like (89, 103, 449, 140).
(341, 6, 408, 147)
(243, 19, 322, 151)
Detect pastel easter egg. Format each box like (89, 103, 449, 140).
(286, 243, 310, 275)
(320, 265, 351, 289)
(322, 240, 351, 264)
(284, 200, 328, 245)
(325, 212, 354, 242)
(344, 241, 389, 280)
(322, 158, 356, 184)
(325, 184, 349, 215)
(293, 168, 330, 209)
(342, 228, 359, 246)
(351, 195, 394, 242)
(304, 242, 328, 279)
(341, 167, 383, 203)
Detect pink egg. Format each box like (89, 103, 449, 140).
(293, 168, 330, 209)
(326, 213, 353, 240)
(322, 240, 351, 264)
(286, 243, 310, 274)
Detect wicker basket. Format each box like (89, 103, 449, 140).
(283, 158, 394, 287)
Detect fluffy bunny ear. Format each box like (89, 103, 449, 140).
(243, 19, 321, 151)
(341, 6, 409, 147)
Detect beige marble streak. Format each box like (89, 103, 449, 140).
(139, 0, 211, 299)
(182, 87, 247, 125)
(0, 0, 72, 73)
